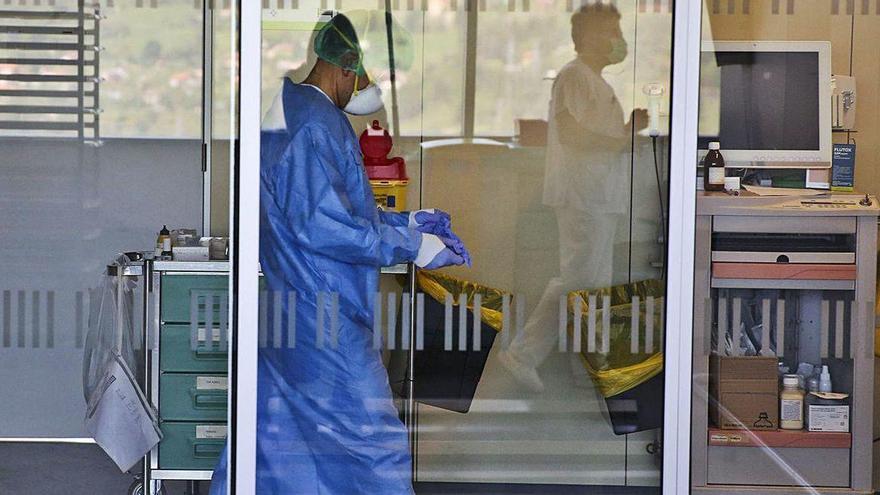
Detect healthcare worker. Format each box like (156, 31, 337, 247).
(497, 3, 646, 393)
(209, 13, 468, 494)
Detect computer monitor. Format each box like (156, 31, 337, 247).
(698, 41, 831, 168)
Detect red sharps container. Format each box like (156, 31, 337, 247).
(359, 120, 409, 211)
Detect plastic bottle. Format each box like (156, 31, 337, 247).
(819, 365, 832, 393)
(159, 225, 172, 259)
(155, 226, 166, 257)
(807, 375, 820, 393)
(704, 142, 725, 192)
(780, 374, 804, 430)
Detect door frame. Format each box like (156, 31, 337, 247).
(661, 0, 702, 493)
(229, 0, 259, 493)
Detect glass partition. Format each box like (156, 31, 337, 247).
(415, 2, 670, 487)
(0, 1, 238, 493)
(690, 1, 880, 492)
(252, 1, 674, 492)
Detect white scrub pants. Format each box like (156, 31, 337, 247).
(507, 207, 624, 369)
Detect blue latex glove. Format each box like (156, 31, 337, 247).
(409, 209, 451, 231)
(410, 209, 471, 266)
(437, 234, 472, 267)
(415, 233, 467, 269)
(424, 246, 466, 269)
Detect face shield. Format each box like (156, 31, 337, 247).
(344, 10, 416, 95)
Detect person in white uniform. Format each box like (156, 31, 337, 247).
(498, 3, 647, 393)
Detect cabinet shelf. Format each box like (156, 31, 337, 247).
(708, 428, 850, 449)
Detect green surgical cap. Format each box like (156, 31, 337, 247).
(314, 13, 366, 77)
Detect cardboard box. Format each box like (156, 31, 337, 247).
(172, 246, 210, 262)
(709, 355, 779, 430)
(808, 405, 850, 432)
(515, 119, 548, 147)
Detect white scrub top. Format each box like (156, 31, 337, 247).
(543, 58, 629, 214)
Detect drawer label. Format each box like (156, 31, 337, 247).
(196, 425, 228, 439)
(709, 433, 742, 444)
(197, 376, 228, 390)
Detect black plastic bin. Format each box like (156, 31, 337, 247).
(388, 271, 509, 414)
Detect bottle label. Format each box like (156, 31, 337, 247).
(163, 238, 171, 251)
(708, 167, 725, 185)
(781, 399, 803, 421)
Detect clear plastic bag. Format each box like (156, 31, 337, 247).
(83, 255, 142, 401)
(82, 254, 161, 471)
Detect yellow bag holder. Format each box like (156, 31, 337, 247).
(418, 271, 662, 398)
(417, 271, 509, 333)
(568, 279, 665, 398)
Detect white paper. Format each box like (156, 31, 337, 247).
(743, 185, 827, 197)
(84, 357, 162, 472)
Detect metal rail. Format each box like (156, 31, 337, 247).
(0, 74, 101, 82)
(0, 3, 101, 142)
(0, 121, 82, 131)
(0, 105, 91, 114)
(0, 89, 97, 98)
(0, 26, 82, 35)
(0, 10, 98, 20)
(1, 42, 82, 51)
(0, 58, 96, 66)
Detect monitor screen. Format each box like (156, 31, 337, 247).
(698, 51, 820, 152)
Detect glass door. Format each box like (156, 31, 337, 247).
(244, 1, 677, 492)
(689, 0, 880, 492)
(412, 1, 671, 489)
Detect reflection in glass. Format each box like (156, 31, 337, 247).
(499, 4, 647, 393)
(251, 1, 672, 491)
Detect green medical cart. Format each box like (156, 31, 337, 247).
(143, 261, 231, 494)
(139, 260, 408, 494)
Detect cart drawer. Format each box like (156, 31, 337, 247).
(161, 275, 228, 324)
(707, 446, 849, 486)
(159, 421, 226, 470)
(160, 324, 228, 373)
(160, 373, 228, 421)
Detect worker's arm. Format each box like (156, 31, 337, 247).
(269, 124, 423, 267)
(552, 69, 647, 152)
(555, 108, 647, 152)
(377, 209, 409, 227)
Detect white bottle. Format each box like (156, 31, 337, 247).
(819, 365, 832, 393)
(780, 374, 804, 430)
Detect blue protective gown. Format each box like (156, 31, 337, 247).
(209, 80, 419, 494)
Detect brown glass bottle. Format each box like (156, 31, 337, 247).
(704, 141, 725, 192)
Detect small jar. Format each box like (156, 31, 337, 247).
(780, 374, 804, 430)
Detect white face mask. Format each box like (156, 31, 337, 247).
(343, 83, 383, 115)
(608, 38, 628, 64)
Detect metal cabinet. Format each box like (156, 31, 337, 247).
(158, 422, 228, 471)
(141, 260, 405, 493)
(144, 262, 230, 492)
(690, 193, 878, 495)
(159, 324, 228, 373)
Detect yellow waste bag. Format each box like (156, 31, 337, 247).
(417, 271, 508, 332)
(568, 280, 664, 398)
